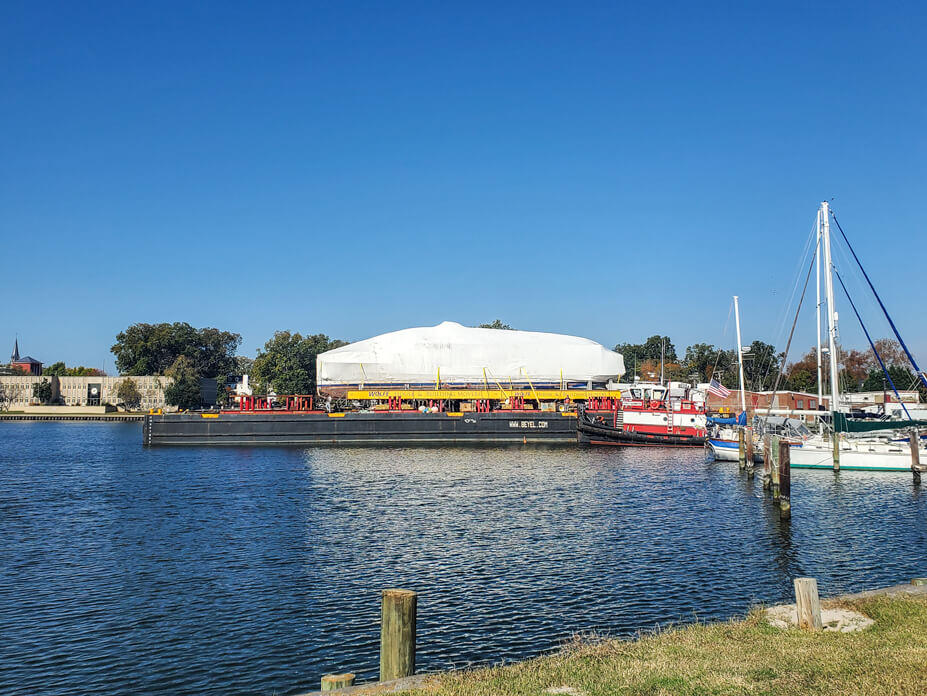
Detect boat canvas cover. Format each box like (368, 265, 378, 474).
(317, 321, 625, 389)
(832, 412, 927, 433)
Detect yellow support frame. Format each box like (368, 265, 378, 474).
(345, 389, 620, 401)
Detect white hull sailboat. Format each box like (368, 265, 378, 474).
(787, 202, 927, 472)
(789, 435, 918, 471)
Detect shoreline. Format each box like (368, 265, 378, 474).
(0, 413, 144, 421)
(298, 580, 927, 696)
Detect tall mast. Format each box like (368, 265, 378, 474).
(821, 201, 840, 413)
(734, 295, 747, 418)
(815, 207, 824, 408)
(660, 338, 665, 385)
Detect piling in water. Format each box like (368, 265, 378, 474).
(911, 429, 922, 485)
(770, 435, 780, 502)
(762, 435, 772, 491)
(832, 431, 840, 472)
(779, 439, 791, 520)
(738, 428, 746, 471)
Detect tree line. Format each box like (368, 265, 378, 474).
(109, 322, 346, 409)
(616, 334, 926, 399)
(101, 322, 926, 410)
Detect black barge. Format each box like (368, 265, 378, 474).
(143, 410, 579, 446)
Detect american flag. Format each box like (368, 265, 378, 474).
(707, 378, 731, 398)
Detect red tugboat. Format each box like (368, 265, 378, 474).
(578, 382, 708, 447)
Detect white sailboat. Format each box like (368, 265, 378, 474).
(787, 202, 926, 471)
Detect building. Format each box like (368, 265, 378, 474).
(707, 389, 828, 422)
(8, 339, 43, 375)
(0, 375, 172, 411)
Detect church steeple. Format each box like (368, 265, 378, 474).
(11, 338, 19, 362)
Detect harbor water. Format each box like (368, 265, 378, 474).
(2, 421, 927, 695)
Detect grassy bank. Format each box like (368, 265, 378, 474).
(405, 595, 927, 695)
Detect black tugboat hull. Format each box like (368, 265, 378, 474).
(578, 417, 706, 447)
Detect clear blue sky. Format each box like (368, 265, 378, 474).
(2, 1, 925, 372)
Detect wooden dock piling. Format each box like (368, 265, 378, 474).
(379, 589, 417, 682)
(762, 435, 772, 491)
(794, 577, 823, 630)
(738, 428, 746, 471)
(770, 435, 780, 502)
(911, 429, 922, 485)
(779, 439, 791, 520)
(321, 674, 355, 691)
(832, 431, 841, 472)
(745, 426, 755, 478)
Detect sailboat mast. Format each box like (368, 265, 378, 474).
(821, 201, 840, 413)
(815, 207, 824, 408)
(660, 338, 665, 385)
(734, 295, 747, 418)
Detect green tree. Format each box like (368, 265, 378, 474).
(478, 320, 514, 330)
(32, 379, 53, 404)
(116, 379, 142, 410)
(682, 343, 727, 383)
(615, 336, 678, 379)
(111, 322, 240, 377)
(164, 356, 202, 410)
(252, 331, 345, 395)
(44, 362, 67, 376)
(861, 366, 920, 395)
(234, 356, 255, 374)
(742, 340, 781, 392)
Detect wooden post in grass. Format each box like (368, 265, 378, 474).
(779, 439, 791, 520)
(794, 577, 822, 631)
(380, 589, 417, 682)
(762, 435, 772, 491)
(321, 674, 355, 691)
(771, 435, 780, 502)
(738, 428, 746, 471)
(745, 426, 755, 478)
(911, 429, 921, 485)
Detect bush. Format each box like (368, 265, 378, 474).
(116, 379, 142, 411)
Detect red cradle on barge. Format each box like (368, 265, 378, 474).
(578, 384, 708, 447)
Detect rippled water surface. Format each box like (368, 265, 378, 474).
(3, 422, 927, 695)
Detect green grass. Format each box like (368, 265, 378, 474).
(401, 595, 927, 695)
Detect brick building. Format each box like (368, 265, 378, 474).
(707, 389, 828, 422)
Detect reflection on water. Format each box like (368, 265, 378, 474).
(2, 423, 926, 695)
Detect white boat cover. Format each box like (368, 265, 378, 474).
(317, 321, 625, 390)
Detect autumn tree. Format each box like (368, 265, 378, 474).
(43, 362, 104, 377)
(616, 336, 678, 380)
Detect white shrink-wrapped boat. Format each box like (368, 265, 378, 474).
(317, 321, 625, 395)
